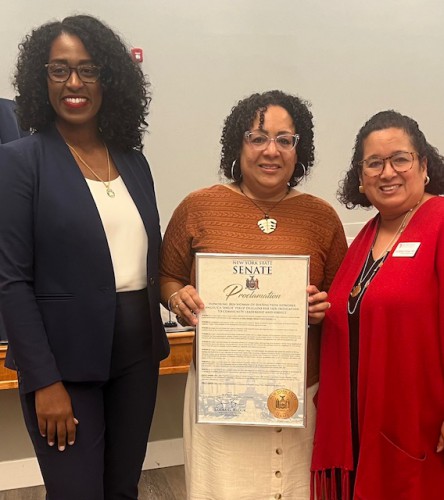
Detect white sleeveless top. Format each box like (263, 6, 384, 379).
(85, 176, 148, 292)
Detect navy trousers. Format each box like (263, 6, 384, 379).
(20, 289, 160, 500)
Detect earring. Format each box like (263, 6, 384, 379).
(290, 162, 307, 185)
(425, 175, 430, 186)
(358, 185, 365, 193)
(231, 159, 242, 181)
(296, 162, 306, 178)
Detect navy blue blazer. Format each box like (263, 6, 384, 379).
(0, 98, 29, 144)
(0, 125, 169, 393)
(0, 98, 29, 341)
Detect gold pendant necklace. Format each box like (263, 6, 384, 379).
(350, 254, 386, 298)
(67, 142, 115, 198)
(348, 252, 387, 314)
(239, 184, 290, 234)
(348, 200, 421, 313)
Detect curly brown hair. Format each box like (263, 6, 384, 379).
(219, 90, 314, 187)
(339, 110, 444, 208)
(14, 14, 150, 151)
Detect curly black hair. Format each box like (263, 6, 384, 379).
(14, 14, 150, 151)
(219, 90, 314, 187)
(339, 110, 444, 208)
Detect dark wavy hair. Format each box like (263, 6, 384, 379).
(339, 110, 444, 208)
(13, 14, 150, 151)
(219, 90, 314, 187)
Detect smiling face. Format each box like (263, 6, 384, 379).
(360, 127, 428, 218)
(47, 33, 102, 134)
(239, 105, 297, 200)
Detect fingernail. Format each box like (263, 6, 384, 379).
(48, 441, 55, 447)
(68, 440, 75, 446)
(58, 445, 65, 452)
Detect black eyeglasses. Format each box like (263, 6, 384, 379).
(359, 151, 417, 177)
(45, 63, 101, 83)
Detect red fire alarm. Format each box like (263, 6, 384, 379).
(131, 48, 143, 63)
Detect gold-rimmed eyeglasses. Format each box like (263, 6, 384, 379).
(45, 63, 101, 84)
(359, 151, 417, 177)
(244, 131, 299, 152)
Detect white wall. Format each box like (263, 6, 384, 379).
(1, 0, 444, 489)
(1, 1, 443, 231)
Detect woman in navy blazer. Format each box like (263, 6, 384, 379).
(0, 15, 169, 499)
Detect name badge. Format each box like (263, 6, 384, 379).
(392, 242, 420, 257)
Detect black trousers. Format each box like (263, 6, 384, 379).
(20, 289, 160, 500)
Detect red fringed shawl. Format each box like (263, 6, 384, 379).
(311, 197, 444, 499)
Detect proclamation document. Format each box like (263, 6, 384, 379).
(195, 253, 309, 428)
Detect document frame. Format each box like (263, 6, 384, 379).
(195, 252, 309, 428)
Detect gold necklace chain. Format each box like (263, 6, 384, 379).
(348, 199, 421, 313)
(67, 142, 115, 198)
(239, 184, 290, 234)
(373, 204, 417, 261)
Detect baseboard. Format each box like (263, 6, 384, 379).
(0, 438, 184, 491)
(0, 458, 43, 491)
(144, 437, 184, 469)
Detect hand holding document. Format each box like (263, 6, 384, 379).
(195, 253, 309, 428)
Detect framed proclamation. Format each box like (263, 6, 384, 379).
(195, 253, 309, 428)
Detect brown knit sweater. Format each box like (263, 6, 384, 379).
(160, 184, 347, 386)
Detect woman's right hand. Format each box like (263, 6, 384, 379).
(35, 381, 78, 451)
(168, 285, 205, 326)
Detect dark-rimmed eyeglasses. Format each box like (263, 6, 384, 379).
(244, 131, 299, 152)
(359, 151, 417, 177)
(45, 63, 101, 83)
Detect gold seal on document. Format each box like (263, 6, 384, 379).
(267, 389, 298, 419)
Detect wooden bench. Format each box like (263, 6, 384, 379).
(0, 330, 194, 390)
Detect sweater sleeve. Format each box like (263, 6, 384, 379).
(160, 196, 195, 287)
(321, 209, 348, 292)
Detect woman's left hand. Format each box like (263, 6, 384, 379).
(436, 421, 444, 452)
(307, 285, 330, 325)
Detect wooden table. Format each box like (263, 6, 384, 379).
(0, 330, 194, 390)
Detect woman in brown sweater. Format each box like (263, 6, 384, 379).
(160, 90, 347, 500)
